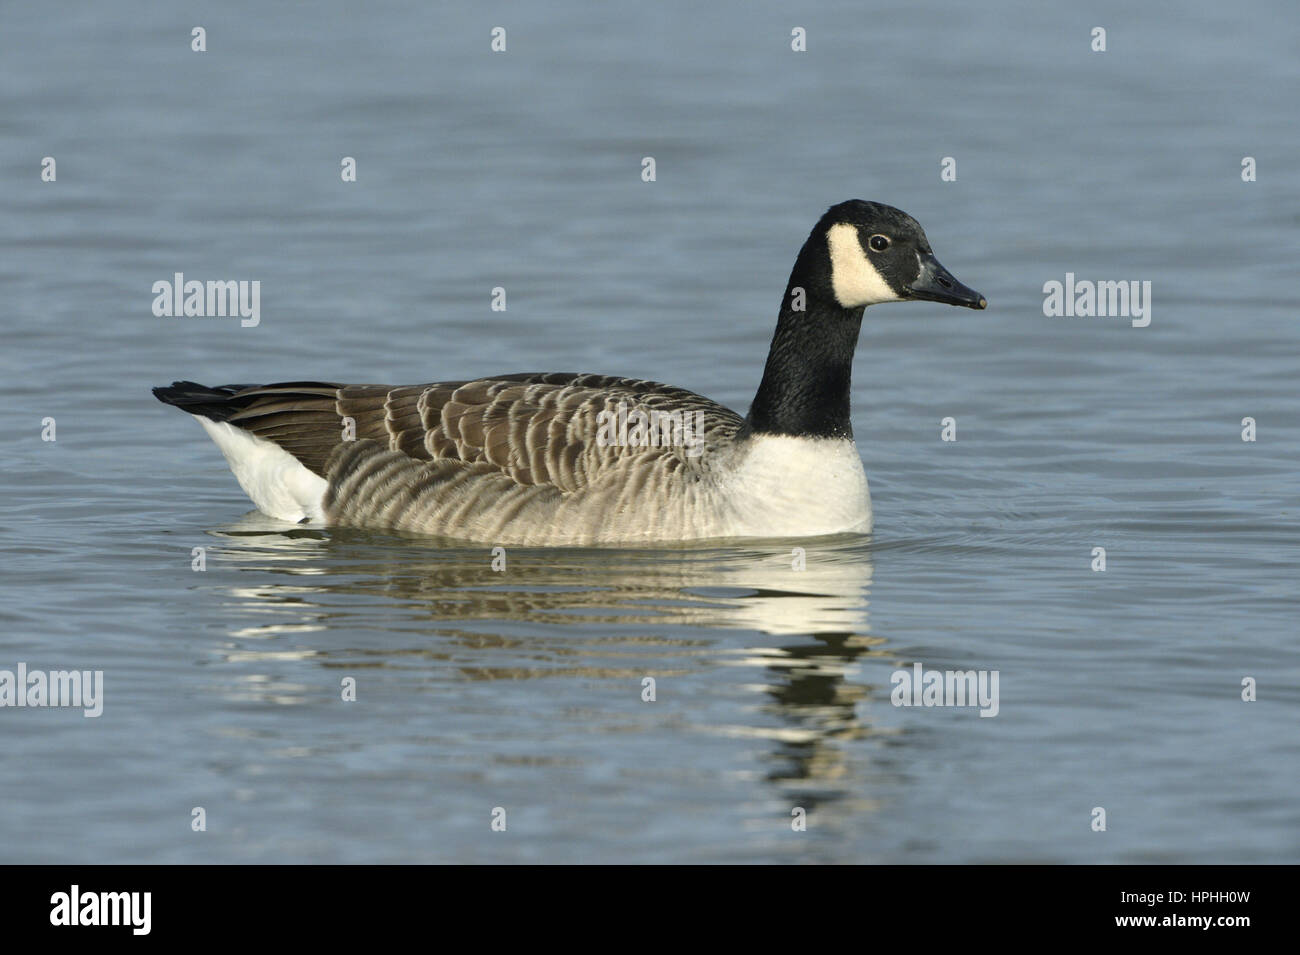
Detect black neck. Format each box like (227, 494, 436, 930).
(744, 276, 864, 440)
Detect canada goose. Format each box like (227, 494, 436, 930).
(154, 200, 985, 545)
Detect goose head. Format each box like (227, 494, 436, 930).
(747, 200, 987, 439)
(811, 199, 986, 311)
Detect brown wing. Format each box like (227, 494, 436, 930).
(154, 373, 744, 492)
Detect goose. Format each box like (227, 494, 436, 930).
(154, 200, 985, 545)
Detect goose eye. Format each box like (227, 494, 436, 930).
(868, 234, 890, 252)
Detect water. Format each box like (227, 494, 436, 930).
(2, 0, 1297, 863)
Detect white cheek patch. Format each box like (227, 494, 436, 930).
(826, 223, 902, 308)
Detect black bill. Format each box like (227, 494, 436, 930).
(906, 252, 987, 309)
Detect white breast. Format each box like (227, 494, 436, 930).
(715, 434, 871, 537)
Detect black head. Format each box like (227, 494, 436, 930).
(794, 199, 986, 311)
(745, 200, 986, 439)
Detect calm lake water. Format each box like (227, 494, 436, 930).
(2, 0, 1297, 863)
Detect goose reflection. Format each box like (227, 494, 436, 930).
(201, 512, 888, 809)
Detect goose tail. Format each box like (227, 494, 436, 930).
(152, 380, 262, 422)
(152, 380, 332, 522)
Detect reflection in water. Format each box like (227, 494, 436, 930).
(202, 512, 889, 817)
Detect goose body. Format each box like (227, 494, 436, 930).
(155, 201, 985, 545)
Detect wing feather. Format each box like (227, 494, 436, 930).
(162, 373, 743, 493)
